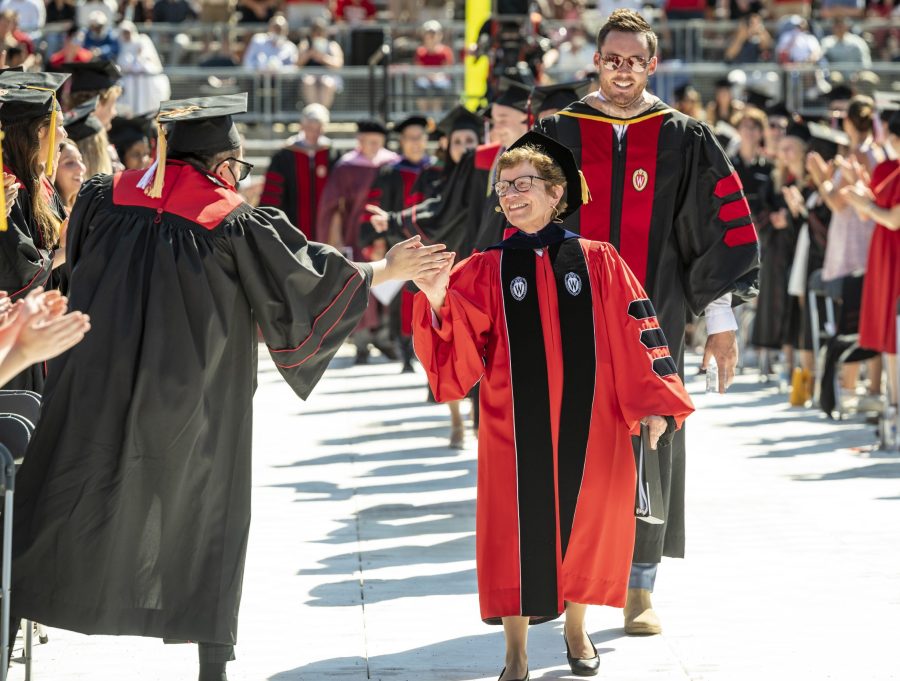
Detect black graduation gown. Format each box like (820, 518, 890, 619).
(259, 143, 335, 239)
(380, 142, 504, 258)
(752, 177, 801, 349)
(0, 174, 68, 392)
(11, 162, 372, 645)
(535, 99, 760, 562)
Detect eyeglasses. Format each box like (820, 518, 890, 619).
(222, 157, 254, 182)
(599, 54, 653, 73)
(494, 175, 548, 197)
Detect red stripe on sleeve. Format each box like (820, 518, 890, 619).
(718, 196, 752, 223)
(577, 118, 613, 242)
(714, 171, 743, 198)
(723, 224, 758, 247)
(264, 171, 284, 185)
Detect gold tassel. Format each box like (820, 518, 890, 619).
(45, 107, 57, 177)
(579, 170, 592, 205)
(145, 105, 199, 199)
(0, 129, 7, 232)
(146, 118, 167, 198)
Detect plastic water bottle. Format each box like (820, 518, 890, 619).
(705, 360, 718, 394)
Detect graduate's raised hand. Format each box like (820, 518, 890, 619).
(414, 253, 455, 314)
(379, 235, 451, 284)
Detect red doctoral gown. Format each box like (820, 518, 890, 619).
(413, 227, 694, 623)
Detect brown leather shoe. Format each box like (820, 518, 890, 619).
(624, 588, 662, 635)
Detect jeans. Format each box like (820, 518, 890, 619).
(629, 562, 658, 591)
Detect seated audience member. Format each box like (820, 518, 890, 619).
(46, 0, 77, 24)
(81, 11, 119, 60)
(775, 15, 822, 65)
(413, 20, 454, 114)
(236, 0, 278, 23)
(117, 21, 171, 116)
(152, 0, 197, 22)
(48, 27, 94, 68)
(821, 17, 872, 68)
(334, 0, 376, 23)
(243, 14, 298, 71)
(725, 13, 773, 63)
(297, 19, 343, 108)
(0, 0, 44, 33)
(53, 139, 87, 212)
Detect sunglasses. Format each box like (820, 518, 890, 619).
(221, 157, 254, 182)
(599, 54, 653, 73)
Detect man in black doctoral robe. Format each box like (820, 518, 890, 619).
(10, 93, 450, 681)
(534, 10, 759, 634)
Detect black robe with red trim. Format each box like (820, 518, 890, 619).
(259, 143, 334, 239)
(0, 171, 68, 392)
(413, 225, 694, 623)
(11, 161, 372, 645)
(534, 99, 759, 562)
(381, 142, 504, 258)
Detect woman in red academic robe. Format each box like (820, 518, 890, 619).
(412, 132, 695, 681)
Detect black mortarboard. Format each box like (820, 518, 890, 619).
(140, 92, 248, 198)
(63, 97, 104, 141)
(825, 83, 854, 102)
(394, 115, 429, 134)
(765, 101, 791, 121)
(108, 114, 154, 157)
(357, 119, 388, 135)
(889, 110, 900, 137)
(54, 59, 121, 94)
(436, 106, 483, 138)
(0, 71, 70, 175)
(531, 79, 592, 115)
(493, 77, 532, 113)
(784, 119, 811, 143)
(506, 130, 591, 220)
(746, 86, 772, 110)
(673, 83, 697, 101)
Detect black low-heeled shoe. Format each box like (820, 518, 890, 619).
(564, 630, 600, 677)
(497, 666, 530, 681)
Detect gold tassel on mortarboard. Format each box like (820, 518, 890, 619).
(0, 129, 7, 232)
(144, 105, 200, 199)
(23, 86, 59, 177)
(579, 170, 592, 205)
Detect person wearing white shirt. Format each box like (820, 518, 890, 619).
(0, 0, 44, 32)
(242, 14, 299, 72)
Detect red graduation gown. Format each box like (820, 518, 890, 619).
(413, 234, 694, 623)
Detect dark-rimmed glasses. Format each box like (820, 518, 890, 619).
(599, 54, 653, 73)
(494, 175, 548, 197)
(222, 157, 254, 182)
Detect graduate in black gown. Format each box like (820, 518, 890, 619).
(10, 93, 451, 681)
(533, 10, 759, 634)
(0, 72, 71, 392)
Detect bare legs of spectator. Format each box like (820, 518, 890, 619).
(302, 76, 337, 109)
(887, 354, 899, 407)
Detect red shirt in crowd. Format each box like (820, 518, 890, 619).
(48, 47, 95, 69)
(665, 0, 707, 12)
(414, 45, 454, 67)
(334, 0, 376, 21)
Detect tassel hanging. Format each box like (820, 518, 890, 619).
(145, 118, 167, 198)
(0, 129, 7, 232)
(45, 107, 57, 177)
(579, 170, 592, 205)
